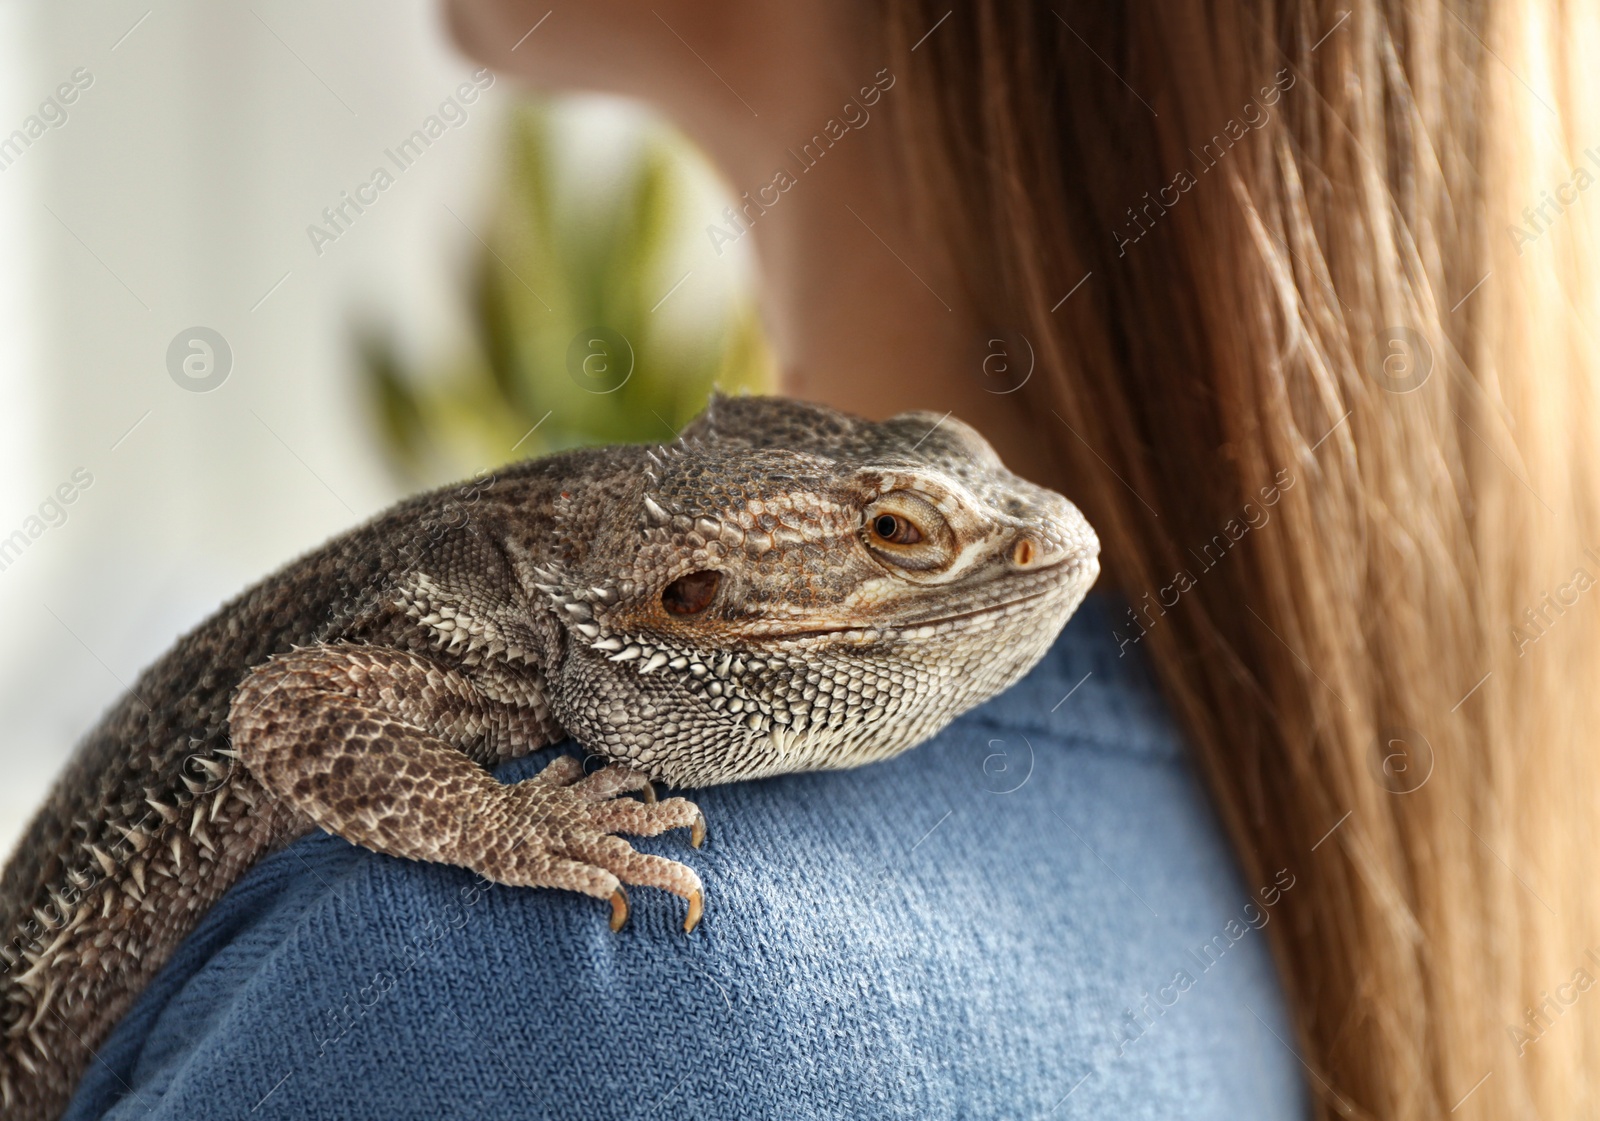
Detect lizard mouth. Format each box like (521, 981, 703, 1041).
(907, 584, 1063, 628)
(902, 562, 1091, 628)
(758, 556, 1093, 641)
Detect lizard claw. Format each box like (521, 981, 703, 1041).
(573, 761, 658, 804)
(684, 889, 704, 934)
(609, 885, 630, 932)
(691, 810, 707, 849)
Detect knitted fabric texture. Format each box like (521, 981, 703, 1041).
(65, 595, 1306, 1119)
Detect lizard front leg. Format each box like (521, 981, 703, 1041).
(228, 644, 706, 931)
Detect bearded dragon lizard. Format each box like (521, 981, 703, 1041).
(0, 395, 1099, 1119)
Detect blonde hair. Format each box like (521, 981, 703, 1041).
(884, 2, 1600, 1116)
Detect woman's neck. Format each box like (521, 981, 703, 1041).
(740, 132, 1057, 489)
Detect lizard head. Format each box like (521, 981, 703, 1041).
(535, 396, 1099, 787)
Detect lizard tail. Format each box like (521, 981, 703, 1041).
(0, 761, 283, 1119)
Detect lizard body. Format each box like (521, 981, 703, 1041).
(0, 395, 1099, 1119)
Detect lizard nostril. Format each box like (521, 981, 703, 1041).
(1011, 537, 1039, 568)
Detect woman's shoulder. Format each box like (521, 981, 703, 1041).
(66, 595, 1306, 1120)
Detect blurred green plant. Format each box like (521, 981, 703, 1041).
(362, 100, 771, 485)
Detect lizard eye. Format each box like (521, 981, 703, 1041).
(862, 491, 952, 572)
(662, 570, 721, 616)
(871, 513, 922, 545)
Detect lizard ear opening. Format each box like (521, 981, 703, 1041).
(662, 570, 722, 616)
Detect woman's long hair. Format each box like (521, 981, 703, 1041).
(884, 2, 1600, 1116)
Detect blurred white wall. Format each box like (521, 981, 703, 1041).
(0, 1, 513, 854)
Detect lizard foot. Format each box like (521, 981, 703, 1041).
(483, 756, 706, 933)
(232, 650, 706, 931)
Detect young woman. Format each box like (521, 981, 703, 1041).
(449, 3, 1600, 1116)
(64, 3, 1600, 1119)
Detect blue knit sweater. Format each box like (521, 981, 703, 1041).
(65, 596, 1306, 1119)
